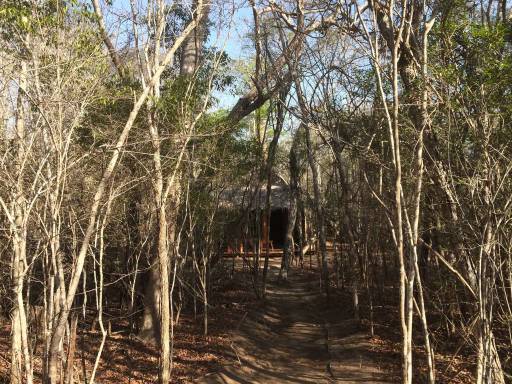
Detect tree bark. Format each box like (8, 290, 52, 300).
(180, 0, 210, 76)
(261, 88, 288, 296)
(47, 12, 203, 382)
(10, 59, 33, 384)
(304, 123, 329, 299)
(280, 133, 300, 281)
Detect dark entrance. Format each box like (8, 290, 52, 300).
(269, 208, 288, 248)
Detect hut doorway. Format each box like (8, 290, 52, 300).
(268, 208, 288, 248)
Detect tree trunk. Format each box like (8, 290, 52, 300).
(10, 60, 33, 384)
(304, 123, 329, 300)
(280, 132, 300, 280)
(65, 315, 78, 384)
(180, 0, 210, 76)
(139, 263, 162, 344)
(261, 87, 289, 296)
(157, 203, 171, 384)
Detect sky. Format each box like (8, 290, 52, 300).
(106, 0, 254, 110)
(206, 2, 253, 109)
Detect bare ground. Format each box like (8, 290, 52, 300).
(197, 260, 394, 384)
(3, 258, 476, 383)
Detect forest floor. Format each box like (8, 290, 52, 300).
(196, 259, 396, 384)
(0, 258, 475, 383)
(0, 263, 254, 383)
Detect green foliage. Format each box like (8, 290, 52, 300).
(0, 0, 94, 47)
(190, 108, 263, 184)
(77, 80, 136, 148)
(433, 9, 512, 107)
(0, 1, 35, 36)
(158, 49, 235, 132)
(428, 4, 512, 216)
(0, 0, 108, 149)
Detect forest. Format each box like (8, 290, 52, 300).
(1, 0, 512, 383)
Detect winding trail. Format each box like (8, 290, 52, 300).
(197, 261, 392, 384)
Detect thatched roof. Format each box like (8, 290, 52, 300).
(218, 183, 290, 210)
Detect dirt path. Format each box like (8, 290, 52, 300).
(196, 261, 392, 384)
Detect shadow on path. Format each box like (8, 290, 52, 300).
(196, 261, 393, 384)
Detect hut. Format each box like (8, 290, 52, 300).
(218, 178, 290, 256)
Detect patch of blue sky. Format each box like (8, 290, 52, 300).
(206, 2, 253, 111)
(103, 0, 253, 111)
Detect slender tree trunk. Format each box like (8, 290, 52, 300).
(65, 315, 77, 384)
(157, 203, 171, 383)
(292, 76, 329, 298)
(304, 123, 329, 299)
(47, 16, 201, 380)
(280, 134, 300, 280)
(261, 88, 288, 296)
(10, 60, 33, 384)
